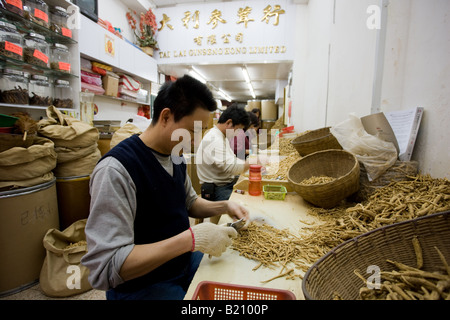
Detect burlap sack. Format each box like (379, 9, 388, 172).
(38, 106, 99, 148)
(55, 143, 99, 164)
(0, 136, 57, 181)
(0, 172, 55, 190)
(53, 148, 101, 178)
(110, 123, 141, 149)
(39, 219, 92, 298)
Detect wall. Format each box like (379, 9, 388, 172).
(291, 0, 378, 131)
(380, 0, 450, 178)
(291, 0, 450, 179)
(98, 0, 135, 43)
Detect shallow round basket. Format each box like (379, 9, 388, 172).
(302, 210, 450, 300)
(287, 149, 360, 208)
(291, 127, 342, 156)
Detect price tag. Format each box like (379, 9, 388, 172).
(58, 62, 71, 72)
(5, 41, 23, 56)
(33, 49, 49, 64)
(34, 8, 49, 23)
(62, 27, 73, 38)
(6, 0, 23, 10)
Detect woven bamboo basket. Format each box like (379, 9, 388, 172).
(287, 149, 360, 208)
(302, 210, 450, 300)
(291, 127, 342, 156)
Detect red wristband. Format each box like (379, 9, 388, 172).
(189, 227, 195, 252)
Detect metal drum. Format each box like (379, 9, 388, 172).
(0, 179, 59, 297)
(56, 175, 91, 230)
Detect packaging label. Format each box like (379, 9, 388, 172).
(61, 27, 72, 38)
(33, 49, 49, 64)
(6, 0, 23, 10)
(58, 62, 71, 71)
(5, 41, 23, 56)
(34, 8, 49, 23)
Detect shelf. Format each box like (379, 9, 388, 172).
(0, 102, 74, 111)
(0, 0, 81, 119)
(94, 94, 149, 106)
(0, 8, 77, 45)
(79, 15, 158, 84)
(0, 55, 78, 79)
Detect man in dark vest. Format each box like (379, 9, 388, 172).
(81, 75, 249, 300)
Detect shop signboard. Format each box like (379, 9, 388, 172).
(154, 0, 295, 64)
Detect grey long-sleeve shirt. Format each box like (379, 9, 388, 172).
(81, 153, 198, 291)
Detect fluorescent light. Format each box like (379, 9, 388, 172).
(247, 82, 256, 99)
(218, 89, 232, 102)
(189, 68, 207, 84)
(242, 66, 255, 98)
(242, 66, 251, 83)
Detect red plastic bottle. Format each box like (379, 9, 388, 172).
(248, 165, 262, 196)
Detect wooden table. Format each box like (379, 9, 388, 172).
(184, 191, 321, 300)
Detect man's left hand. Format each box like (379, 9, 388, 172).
(226, 201, 250, 223)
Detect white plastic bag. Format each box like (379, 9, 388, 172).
(330, 114, 398, 181)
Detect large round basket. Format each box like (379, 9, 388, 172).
(302, 210, 450, 300)
(287, 149, 360, 208)
(291, 127, 342, 156)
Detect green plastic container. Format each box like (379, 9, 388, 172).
(263, 185, 287, 200)
(0, 114, 19, 127)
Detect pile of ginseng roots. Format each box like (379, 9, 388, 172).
(231, 174, 450, 283)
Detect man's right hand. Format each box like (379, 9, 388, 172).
(190, 222, 238, 257)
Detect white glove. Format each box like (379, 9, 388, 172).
(191, 222, 238, 257)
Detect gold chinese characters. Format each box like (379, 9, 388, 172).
(159, 5, 287, 31)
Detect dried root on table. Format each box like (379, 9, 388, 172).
(296, 174, 450, 273)
(232, 174, 450, 283)
(231, 222, 305, 283)
(263, 151, 301, 180)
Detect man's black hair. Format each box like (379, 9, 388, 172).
(152, 74, 217, 124)
(218, 104, 250, 128)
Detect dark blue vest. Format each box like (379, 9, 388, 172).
(100, 134, 191, 292)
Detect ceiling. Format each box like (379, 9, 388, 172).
(157, 62, 293, 103)
(150, 0, 252, 8)
(147, 0, 294, 103)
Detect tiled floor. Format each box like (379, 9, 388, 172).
(0, 282, 106, 300)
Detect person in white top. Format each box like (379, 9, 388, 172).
(196, 105, 263, 223)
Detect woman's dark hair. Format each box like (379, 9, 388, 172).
(251, 108, 261, 118)
(152, 74, 217, 124)
(218, 104, 250, 127)
(248, 111, 260, 129)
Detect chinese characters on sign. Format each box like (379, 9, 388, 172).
(171, 5, 285, 31)
(160, 5, 285, 46)
(155, 2, 292, 62)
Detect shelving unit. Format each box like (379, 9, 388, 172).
(0, 102, 73, 111)
(1, 1, 158, 124)
(78, 14, 157, 124)
(0, 1, 81, 119)
(94, 94, 150, 106)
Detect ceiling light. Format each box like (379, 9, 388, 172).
(189, 68, 207, 84)
(218, 89, 232, 102)
(242, 66, 255, 98)
(247, 83, 256, 99)
(241, 67, 251, 83)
